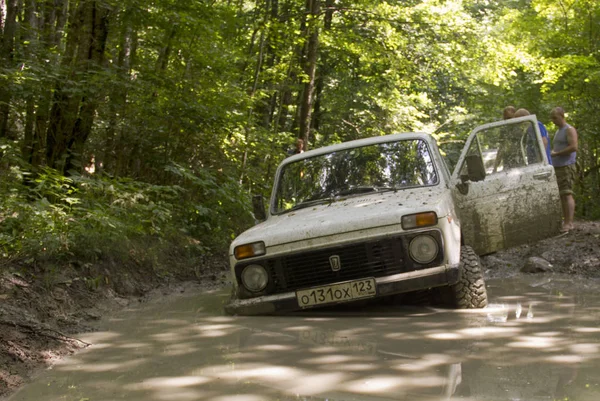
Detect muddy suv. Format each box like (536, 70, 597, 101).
(225, 115, 561, 315)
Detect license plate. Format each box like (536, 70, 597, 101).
(296, 278, 377, 308)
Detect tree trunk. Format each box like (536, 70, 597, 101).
(64, 1, 110, 173)
(20, 0, 37, 162)
(23, 0, 64, 167)
(54, 0, 69, 49)
(240, 0, 270, 184)
(0, 0, 19, 139)
(268, 0, 298, 134)
(156, 23, 176, 73)
(46, 0, 82, 168)
(298, 0, 319, 151)
(1, 0, 6, 33)
(46, 0, 111, 174)
(22, 98, 35, 162)
(312, 0, 332, 136)
(102, 11, 134, 175)
(113, 28, 137, 177)
(259, 0, 281, 128)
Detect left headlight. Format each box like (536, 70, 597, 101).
(241, 264, 269, 292)
(409, 235, 439, 264)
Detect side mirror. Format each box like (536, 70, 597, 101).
(252, 195, 266, 222)
(465, 154, 486, 182)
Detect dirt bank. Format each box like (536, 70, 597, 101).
(1, 220, 599, 399)
(481, 220, 600, 279)
(0, 253, 229, 398)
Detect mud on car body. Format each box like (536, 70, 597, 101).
(225, 116, 562, 315)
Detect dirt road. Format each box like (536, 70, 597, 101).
(6, 274, 600, 401)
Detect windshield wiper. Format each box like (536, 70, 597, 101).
(335, 186, 379, 196)
(375, 186, 399, 193)
(287, 197, 334, 212)
(284, 185, 400, 213)
(335, 186, 399, 197)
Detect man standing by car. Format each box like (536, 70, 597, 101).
(503, 105, 516, 120)
(287, 138, 305, 155)
(513, 108, 552, 165)
(550, 107, 578, 233)
(493, 106, 518, 172)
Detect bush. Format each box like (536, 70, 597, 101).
(0, 147, 253, 268)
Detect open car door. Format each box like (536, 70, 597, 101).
(451, 115, 562, 255)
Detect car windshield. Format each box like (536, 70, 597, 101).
(273, 138, 439, 213)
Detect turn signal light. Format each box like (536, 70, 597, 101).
(402, 212, 438, 230)
(234, 241, 266, 260)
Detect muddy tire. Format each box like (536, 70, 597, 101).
(224, 286, 239, 315)
(445, 245, 488, 309)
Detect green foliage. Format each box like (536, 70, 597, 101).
(1, 0, 599, 276)
(164, 162, 254, 242)
(0, 148, 253, 264)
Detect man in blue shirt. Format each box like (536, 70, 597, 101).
(514, 108, 552, 165)
(538, 120, 552, 164)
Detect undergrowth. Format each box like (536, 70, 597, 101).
(0, 142, 253, 274)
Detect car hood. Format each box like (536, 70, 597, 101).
(231, 186, 451, 252)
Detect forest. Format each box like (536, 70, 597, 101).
(0, 0, 599, 271)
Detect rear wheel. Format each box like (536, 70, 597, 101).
(444, 245, 488, 309)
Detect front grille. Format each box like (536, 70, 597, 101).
(281, 237, 406, 291)
(235, 231, 444, 299)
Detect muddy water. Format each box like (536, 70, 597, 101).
(7, 276, 600, 401)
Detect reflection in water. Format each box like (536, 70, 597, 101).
(6, 277, 600, 401)
(486, 302, 535, 323)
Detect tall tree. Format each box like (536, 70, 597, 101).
(298, 0, 319, 150)
(0, 0, 18, 139)
(46, 0, 110, 173)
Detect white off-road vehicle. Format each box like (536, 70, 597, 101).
(225, 115, 561, 315)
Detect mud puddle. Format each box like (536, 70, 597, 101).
(6, 275, 600, 401)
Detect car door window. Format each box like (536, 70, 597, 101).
(458, 120, 543, 178)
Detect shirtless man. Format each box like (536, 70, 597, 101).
(550, 107, 578, 233)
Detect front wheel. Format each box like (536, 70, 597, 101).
(444, 245, 488, 309)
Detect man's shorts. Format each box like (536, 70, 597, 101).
(554, 164, 576, 195)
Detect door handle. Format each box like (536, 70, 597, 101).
(533, 171, 551, 180)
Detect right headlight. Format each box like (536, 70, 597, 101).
(409, 235, 439, 264)
(241, 264, 269, 292)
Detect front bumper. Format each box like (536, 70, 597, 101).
(224, 263, 460, 315)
